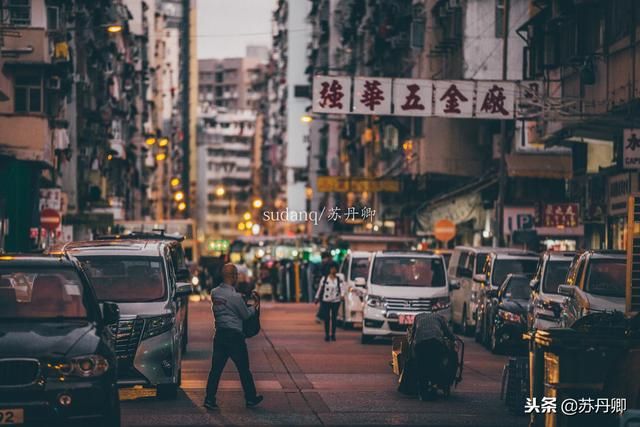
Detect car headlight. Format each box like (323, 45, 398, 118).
(432, 297, 450, 311)
(48, 355, 109, 378)
(142, 314, 174, 340)
(498, 309, 522, 323)
(366, 295, 385, 308)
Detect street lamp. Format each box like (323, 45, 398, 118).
(177, 202, 186, 211)
(155, 152, 166, 161)
(301, 114, 313, 123)
(252, 198, 263, 209)
(170, 177, 180, 187)
(106, 24, 123, 33)
(174, 191, 184, 202)
(243, 212, 252, 221)
(145, 137, 157, 146)
(215, 185, 225, 197)
(158, 137, 169, 147)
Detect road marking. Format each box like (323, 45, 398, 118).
(181, 379, 282, 390)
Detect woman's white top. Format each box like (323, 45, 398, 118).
(315, 275, 343, 303)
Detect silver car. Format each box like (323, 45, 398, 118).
(65, 240, 191, 400)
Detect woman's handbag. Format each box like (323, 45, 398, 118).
(243, 292, 261, 338)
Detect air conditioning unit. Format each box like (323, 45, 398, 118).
(46, 76, 61, 90)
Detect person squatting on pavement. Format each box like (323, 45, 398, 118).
(409, 312, 456, 400)
(204, 264, 263, 410)
(314, 263, 343, 342)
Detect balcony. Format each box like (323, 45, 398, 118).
(0, 28, 53, 65)
(0, 114, 52, 165)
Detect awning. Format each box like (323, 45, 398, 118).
(506, 153, 572, 179)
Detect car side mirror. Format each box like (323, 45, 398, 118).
(176, 268, 190, 282)
(449, 279, 460, 290)
(557, 285, 575, 297)
(102, 302, 120, 325)
(175, 281, 193, 297)
(354, 277, 366, 287)
(530, 278, 540, 291)
(473, 273, 487, 284)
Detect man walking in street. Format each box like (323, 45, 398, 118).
(204, 263, 263, 410)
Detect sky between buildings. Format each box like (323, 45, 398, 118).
(196, 0, 276, 59)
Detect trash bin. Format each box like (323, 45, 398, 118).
(527, 313, 640, 427)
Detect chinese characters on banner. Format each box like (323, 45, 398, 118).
(313, 76, 351, 114)
(542, 204, 580, 228)
(353, 77, 392, 115)
(313, 75, 526, 119)
(393, 79, 432, 116)
(623, 129, 640, 170)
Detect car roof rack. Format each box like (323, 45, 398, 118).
(95, 229, 185, 242)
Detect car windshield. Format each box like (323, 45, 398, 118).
(370, 257, 446, 287)
(350, 257, 370, 281)
(542, 260, 572, 294)
(585, 259, 626, 298)
(0, 268, 88, 319)
(504, 277, 532, 300)
(492, 259, 538, 287)
(78, 256, 167, 302)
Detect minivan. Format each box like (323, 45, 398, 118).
(65, 240, 191, 399)
(361, 251, 450, 344)
(447, 246, 492, 335)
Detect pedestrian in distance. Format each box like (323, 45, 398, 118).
(314, 262, 344, 342)
(204, 263, 263, 410)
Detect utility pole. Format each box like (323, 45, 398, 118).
(495, 0, 510, 247)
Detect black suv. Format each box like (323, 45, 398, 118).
(0, 255, 120, 426)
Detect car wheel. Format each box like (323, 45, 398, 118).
(490, 327, 501, 354)
(361, 334, 374, 344)
(461, 306, 473, 336)
(474, 312, 483, 343)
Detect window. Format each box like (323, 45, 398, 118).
(491, 259, 537, 287)
(350, 257, 370, 281)
(370, 257, 446, 287)
(47, 6, 60, 30)
(542, 260, 572, 294)
(584, 259, 626, 298)
(7, 0, 30, 26)
(495, 0, 505, 38)
(456, 252, 470, 278)
(14, 74, 43, 113)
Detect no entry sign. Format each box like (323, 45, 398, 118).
(40, 208, 61, 231)
(434, 219, 456, 242)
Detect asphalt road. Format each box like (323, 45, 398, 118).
(121, 300, 529, 426)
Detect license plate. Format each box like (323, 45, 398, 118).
(398, 314, 415, 325)
(0, 409, 24, 425)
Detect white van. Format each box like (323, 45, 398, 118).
(361, 251, 451, 344)
(337, 251, 371, 328)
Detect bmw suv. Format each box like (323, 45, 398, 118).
(0, 255, 120, 426)
(65, 240, 191, 400)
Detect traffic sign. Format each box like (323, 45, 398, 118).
(40, 208, 61, 231)
(434, 219, 456, 242)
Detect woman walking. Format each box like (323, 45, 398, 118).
(314, 263, 343, 341)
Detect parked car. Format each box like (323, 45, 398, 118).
(447, 247, 496, 335)
(527, 251, 575, 331)
(475, 250, 538, 346)
(0, 255, 121, 426)
(95, 232, 192, 352)
(486, 274, 532, 354)
(337, 251, 371, 328)
(65, 240, 192, 399)
(557, 250, 627, 327)
(361, 251, 451, 344)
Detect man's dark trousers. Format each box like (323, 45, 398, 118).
(205, 328, 257, 401)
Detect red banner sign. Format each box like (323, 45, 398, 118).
(542, 204, 579, 228)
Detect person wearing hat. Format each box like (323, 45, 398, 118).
(314, 262, 343, 341)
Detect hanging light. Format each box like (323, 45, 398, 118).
(145, 137, 157, 146)
(170, 177, 180, 187)
(158, 137, 169, 147)
(155, 152, 166, 161)
(174, 191, 184, 202)
(252, 198, 263, 209)
(215, 185, 225, 197)
(177, 202, 186, 211)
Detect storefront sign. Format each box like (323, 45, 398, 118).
(542, 204, 579, 228)
(317, 176, 400, 193)
(312, 76, 527, 119)
(39, 188, 62, 211)
(607, 173, 638, 216)
(503, 207, 535, 236)
(623, 129, 640, 170)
